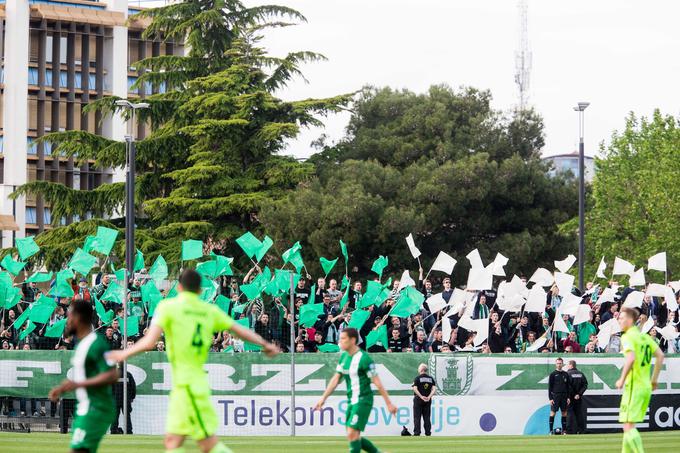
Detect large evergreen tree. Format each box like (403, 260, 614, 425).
(11, 0, 350, 270)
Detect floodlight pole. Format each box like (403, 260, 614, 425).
(574, 102, 589, 293)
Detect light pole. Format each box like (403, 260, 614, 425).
(573, 102, 589, 293)
(114, 99, 149, 435)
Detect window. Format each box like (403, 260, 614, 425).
(128, 76, 138, 94)
(28, 68, 38, 85)
(26, 208, 37, 224)
(43, 208, 51, 224)
(46, 36, 68, 65)
(27, 137, 37, 155)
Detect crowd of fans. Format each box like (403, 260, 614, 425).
(1, 267, 679, 355)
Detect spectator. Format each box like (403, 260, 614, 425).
(548, 357, 571, 434)
(562, 331, 581, 353)
(566, 360, 588, 435)
(254, 313, 274, 342)
(111, 371, 136, 434)
(412, 363, 436, 436)
(411, 330, 429, 352)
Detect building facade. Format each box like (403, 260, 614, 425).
(541, 152, 595, 183)
(0, 0, 181, 248)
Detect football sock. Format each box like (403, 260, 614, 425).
(349, 439, 362, 453)
(164, 449, 185, 453)
(561, 415, 567, 432)
(361, 436, 379, 453)
(208, 442, 234, 453)
(622, 428, 644, 453)
(549, 415, 554, 432)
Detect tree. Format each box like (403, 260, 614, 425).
(10, 0, 350, 271)
(262, 86, 578, 281)
(580, 110, 680, 279)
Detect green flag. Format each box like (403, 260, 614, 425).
(255, 236, 273, 262)
(57, 268, 75, 281)
(48, 278, 74, 299)
(149, 255, 168, 283)
(319, 257, 338, 277)
(11, 306, 31, 329)
(288, 252, 305, 273)
(300, 303, 324, 327)
(83, 235, 99, 253)
(215, 295, 231, 316)
(44, 318, 66, 338)
(1, 255, 26, 276)
(234, 317, 262, 350)
(116, 316, 140, 337)
(114, 268, 126, 281)
(16, 236, 40, 260)
(182, 239, 203, 261)
(339, 288, 350, 309)
(370, 255, 389, 279)
(240, 282, 261, 301)
(26, 271, 53, 283)
(341, 275, 350, 290)
(318, 343, 340, 353)
(366, 324, 388, 349)
(348, 309, 371, 329)
(28, 295, 57, 324)
(358, 281, 383, 309)
(235, 232, 262, 260)
(3, 287, 22, 310)
(68, 248, 98, 276)
(93, 226, 118, 255)
(282, 242, 302, 264)
(390, 286, 424, 317)
(232, 302, 248, 316)
(134, 249, 145, 271)
(141, 282, 163, 316)
(101, 281, 125, 304)
(339, 239, 348, 263)
(18, 320, 37, 341)
(167, 280, 179, 298)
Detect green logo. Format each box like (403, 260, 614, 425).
(431, 354, 473, 396)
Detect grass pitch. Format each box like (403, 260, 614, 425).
(1, 431, 679, 452)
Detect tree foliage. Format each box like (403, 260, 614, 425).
(262, 86, 578, 281)
(10, 0, 350, 271)
(581, 110, 680, 278)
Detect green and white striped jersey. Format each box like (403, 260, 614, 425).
(335, 350, 377, 405)
(71, 331, 114, 415)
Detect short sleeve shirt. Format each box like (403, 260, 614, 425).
(335, 350, 377, 405)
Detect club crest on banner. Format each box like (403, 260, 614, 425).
(430, 354, 473, 396)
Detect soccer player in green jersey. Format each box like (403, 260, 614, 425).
(615, 307, 665, 453)
(49, 299, 119, 453)
(107, 269, 279, 453)
(314, 327, 397, 453)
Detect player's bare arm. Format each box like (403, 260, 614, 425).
(651, 348, 665, 390)
(371, 375, 397, 415)
(107, 324, 163, 364)
(315, 372, 342, 410)
(48, 367, 118, 402)
(228, 322, 280, 357)
(615, 350, 636, 389)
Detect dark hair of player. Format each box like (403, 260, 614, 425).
(70, 298, 93, 325)
(343, 327, 359, 342)
(179, 269, 202, 293)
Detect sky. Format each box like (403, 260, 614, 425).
(240, 0, 680, 160)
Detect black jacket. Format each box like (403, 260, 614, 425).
(567, 367, 588, 398)
(113, 371, 136, 406)
(548, 369, 571, 399)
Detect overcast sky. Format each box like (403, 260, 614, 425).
(243, 0, 680, 160)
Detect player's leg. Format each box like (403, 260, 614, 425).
(423, 401, 432, 436)
(619, 387, 649, 453)
(413, 399, 422, 436)
(164, 433, 187, 452)
(70, 410, 113, 453)
(549, 404, 556, 433)
(196, 435, 233, 453)
(621, 422, 644, 453)
(346, 402, 379, 453)
(560, 405, 568, 435)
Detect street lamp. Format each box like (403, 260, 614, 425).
(573, 102, 589, 293)
(115, 99, 149, 435)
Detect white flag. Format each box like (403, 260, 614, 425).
(491, 252, 509, 277)
(596, 257, 607, 279)
(613, 257, 635, 276)
(405, 233, 421, 260)
(472, 319, 490, 346)
(524, 285, 547, 313)
(664, 286, 679, 312)
(442, 317, 452, 344)
(425, 292, 448, 314)
(645, 283, 666, 298)
(498, 294, 526, 312)
(670, 281, 680, 292)
(598, 287, 617, 304)
(641, 318, 655, 334)
(466, 267, 493, 290)
(529, 268, 554, 287)
(623, 291, 644, 308)
(629, 268, 645, 287)
(553, 314, 570, 333)
(597, 318, 620, 349)
(657, 324, 679, 341)
(450, 288, 467, 312)
(431, 251, 457, 275)
(457, 315, 476, 331)
(558, 293, 582, 316)
(573, 304, 592, 325)
(397, 270, 416, 292)
(526, 335, 547, 352)
(554, 272, 575, 297)
(647, 252, 667, 273)
(466, 249, 484, 269)
(554, 254, 577, 274)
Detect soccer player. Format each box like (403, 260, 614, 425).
(107, 269, 279, 453)
(615, 307, 665, 453)
(314, 327, 397, 453)
(48, 299, 119, 453)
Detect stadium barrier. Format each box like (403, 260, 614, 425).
(1, 351, 679, 436)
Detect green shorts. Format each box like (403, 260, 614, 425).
(345, 401, 373, 432)
(619, 384, 651, 423)
(167, 384, 218, 440)
(70, 408, 115, 452)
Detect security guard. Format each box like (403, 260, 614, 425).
(412, 363, 436, 436)
(548, 357, 572, 434)
(567, 360, 589, 434)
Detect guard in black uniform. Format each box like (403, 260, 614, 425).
(548, 357, 571, 434)
(567, 360, 588, 434)
(412, 363, 436, 436)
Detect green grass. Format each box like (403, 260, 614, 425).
(1, 431, 679, 452)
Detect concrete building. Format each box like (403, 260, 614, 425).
(542, 151, 595, 183)
(0, 0, 182, 248)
